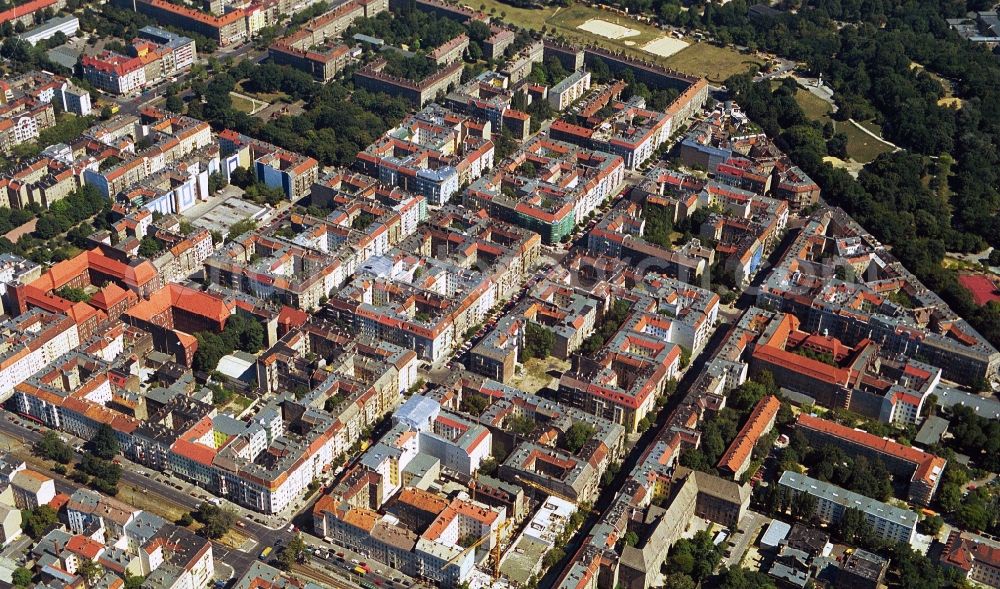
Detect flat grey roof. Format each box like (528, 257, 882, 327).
(914, 415, 949, 447)
(935, 385, 1000, 419)
(778, 471, 917, 529)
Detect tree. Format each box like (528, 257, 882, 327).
(208, 172, 228, 195)
(542, 546, 565, 570)
(919, 514, 943, 535)
(667, 531, 722, 582)
(790, 491, 817, 521)
(663, 573, 697, 589)
(716, 566, 777, 589)
(165, 92, 185, 113)
(194, 503, 236, 539)
(836, 507, 872, 545)
(78, 558, 101, 587)
(522, 322, 555, 361)
(124, 574, 145, 589)
(228, 218, 257, 241)
(12, 566, 31, 587)
(176, 512, 194, 526)
(563, 422, 595, 454)
(276, 534, 307, 570)
(34, 431, 73, 464)
(193, 332, 228, 372)
(138, 235, 162, 258)
(623, 530, 639, 546)
(89, 423, 120, 459)
(77, 453, 122, 495)
(21, 505, 58, 539)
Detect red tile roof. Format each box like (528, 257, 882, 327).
(717, 395, 780, 475)
(0, 0, 60, 24)
(797, 413, 946, 487)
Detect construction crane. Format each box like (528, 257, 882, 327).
(439, 519, 511, 581)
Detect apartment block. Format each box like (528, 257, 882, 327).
(122, 0, 249, 46)
(0, 156, 85, 209)
(355, 58, 464, 106)
(84, 110, 214, 201)
(551, 92, 671, 170)
(464, 136, 624, 244)
(558, 295, 682, 433)
(795, 413, 946, 505)
(356, 105, 494, 205)
(778, 471, 918, 545)
(218, 129, 318, 200)
(941, 531, 1000, 588)
(548, 69, 591, 111)
(757, 208, 1000, 386)
(205, 194, 420, 310)
(716, 395, 779, 479)
(0, 95, 55, 155)
(0, 310, 80, 402)
(267, 0, 380, 81)
(0, 0, 66, 27)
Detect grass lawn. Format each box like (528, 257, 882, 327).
(838, 120, 893, 163)
(230, 93, 257, 114)
(664, 43, 762, 82)
(461, 0, 758, 81)
(230, 394, 254, 414)
(219, 528, 252, 549)
(794, 88, 833, 120)
(794, 88, 892, 164)
(547, 3, 663, 46)
(234, 80, 288, 103)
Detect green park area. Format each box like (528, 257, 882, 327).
(793, 87, 893, 164)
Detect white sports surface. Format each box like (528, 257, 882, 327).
(642, 36, 690, 57)
(577, 19, 640, 39)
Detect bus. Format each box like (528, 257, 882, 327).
(353, 566, 367, 576)
(259, 547, 272, 560)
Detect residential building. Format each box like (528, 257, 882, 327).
(777, 471, 918, 545)
(795, 413, 946, 505)
(219, 129, 318, 200)
(0, 503, 20, 546)
(837, 549, 889, 589)
(0, 0, 66, 27)
(941, 530, 1000, 588)
(356, 105, 494, 205)
(0, 309, 80, 402)
(716, 395, 779, 479)
(464, 136, 625, 244)
(548, 69, 591, 111)
(10, 469, 56, 509)
(82, 51, 147, 95)
(18, 15, 80, 46)
(137, 26, 197, 74)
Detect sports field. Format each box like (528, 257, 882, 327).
(463, 0, 759, 81)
